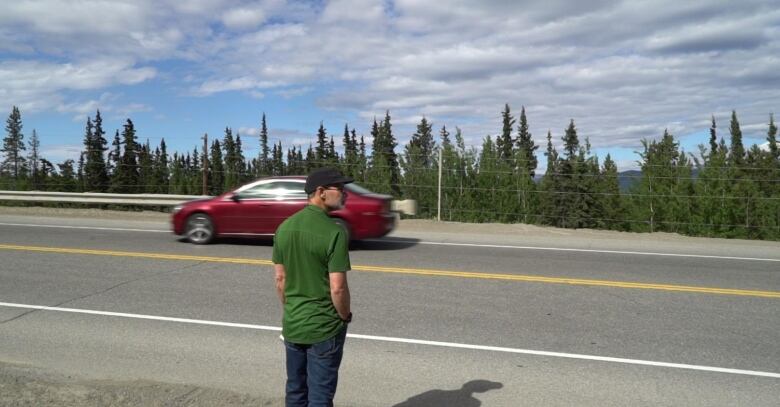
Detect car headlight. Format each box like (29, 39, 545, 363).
(172, 204, 183, 214)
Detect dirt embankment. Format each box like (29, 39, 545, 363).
(0, 362, 279, 407)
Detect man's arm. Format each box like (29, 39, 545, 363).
(329, 272, 350, 321)
(274, 263, 286, 305)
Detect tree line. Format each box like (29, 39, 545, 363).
(2, 105, 779, 240)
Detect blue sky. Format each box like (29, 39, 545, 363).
(2, 0, 778, 171)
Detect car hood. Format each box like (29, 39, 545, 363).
(180, 198, 214, 206)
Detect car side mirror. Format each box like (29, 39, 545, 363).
(230, 193, 241, 202)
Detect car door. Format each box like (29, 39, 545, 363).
(261, 180, 308, 232)
(219, 181, 279, 234)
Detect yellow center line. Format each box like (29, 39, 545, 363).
(1, 243, 778, 298)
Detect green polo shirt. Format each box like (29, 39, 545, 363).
(272, 204, 351, 344)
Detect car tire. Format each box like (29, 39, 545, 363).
(185, 213, 215, 244)
(331, 218, 352, 242)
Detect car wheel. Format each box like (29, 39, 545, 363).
(185, 213, 215, 244)
(331, 218, 352, 242)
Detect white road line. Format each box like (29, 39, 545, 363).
(0, 222, 169, 233)
(1, 301, 778, 379)
(3, 221, 779, 262)
(372, 238, 780, 263)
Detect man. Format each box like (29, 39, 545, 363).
(273, 167, 353, 407)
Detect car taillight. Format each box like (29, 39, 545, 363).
(382, 200, 391, 214)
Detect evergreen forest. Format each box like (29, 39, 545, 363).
(2, 105, 779, 240)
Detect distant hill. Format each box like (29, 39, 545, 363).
(618, 170, 642, 191)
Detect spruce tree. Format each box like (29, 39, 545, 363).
(190, 148, 201, 194)
(328, 136, 336, 163)
(438, 125, 459, 221)
(497, 104, 515, 162)
(305, 145, 315, 173)
(767, 113, 778, 161)
(296, 147, 304, 175)
(369, 117, 380, 166)
(57, 159, 77, 192)
(368, 113, 401, 196)
(315, 122, 328, 163)
(405, 116, 435, 167)
(600, 154, 625, 230)
(709, 115, 718, 158)
(2, 106, 26, 182)
(138, 141, 153, 193)
(475, 136, 498, 222)
(357, 135, 367, 182)
(234, 133, 245, 182)
(209, 139, 224, 194)
(633, 130, 688, 234)
(154, 139, 169, 193)
(540, 130, 564, 227)
(273, 141, 284, 175)
(452, 127, 477, 222)
(111, 119, 140, 193)
(109, 130, 121, 176)
(380, 111, 400, 196)
(259, 113, 270, 176)
(169, 152, 185, 194)
(83, 111, 109, 191)
(440, 125, 451, 150)
(28, 129, 41, 188)
(694, 135, 730, 236)
(222, 127, 238, 189)
(559, 120, 582, 228)
(402, 117, 437, 218)
(729, 110, 745, 167)
(562, 119, 579, 159)
(515, 106, 538, 178)
(342, 125, 357, 177)
(77, 152, 85, 191)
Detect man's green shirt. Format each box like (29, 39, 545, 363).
(272, 205, 351, 344)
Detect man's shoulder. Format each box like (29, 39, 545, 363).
(276, 207, 308, 232)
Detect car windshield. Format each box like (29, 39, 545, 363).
(345, 183, 374, 195)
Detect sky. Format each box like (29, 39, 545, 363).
(1, 0, 779, 172)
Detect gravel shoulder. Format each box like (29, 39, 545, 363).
(0, 361, 278, 407)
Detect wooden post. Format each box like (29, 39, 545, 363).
(202, 133, 208, 196)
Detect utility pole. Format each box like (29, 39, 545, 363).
(437, 146, 442, 221)
(202, 133, 208, 196)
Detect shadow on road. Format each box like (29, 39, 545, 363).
(350, 237, 420, 251)
(392, 380, 503, 407)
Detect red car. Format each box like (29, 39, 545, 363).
(172, 176, 396, 244)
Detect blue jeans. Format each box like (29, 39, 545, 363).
(284, 327, 347, 407)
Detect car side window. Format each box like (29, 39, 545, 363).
(238, 183, 277, 199)
(237, 181, 306, 200)
(276, 182, 307, 200)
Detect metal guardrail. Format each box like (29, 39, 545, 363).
(0, 190, 206, 206)
(0, 190, 418, 215)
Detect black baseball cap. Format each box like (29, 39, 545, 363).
(304, 167, 354, 194)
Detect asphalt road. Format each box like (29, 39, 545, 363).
(0, 209, 779, 406)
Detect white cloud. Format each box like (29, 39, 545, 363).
(238, 127, 260, 137)
(40, 144, 82, 163)
(0, 61, 155, 113)
(3, 0, 780, 155)
(276, 87, 312, 99)
(222, 7, 267, 30)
